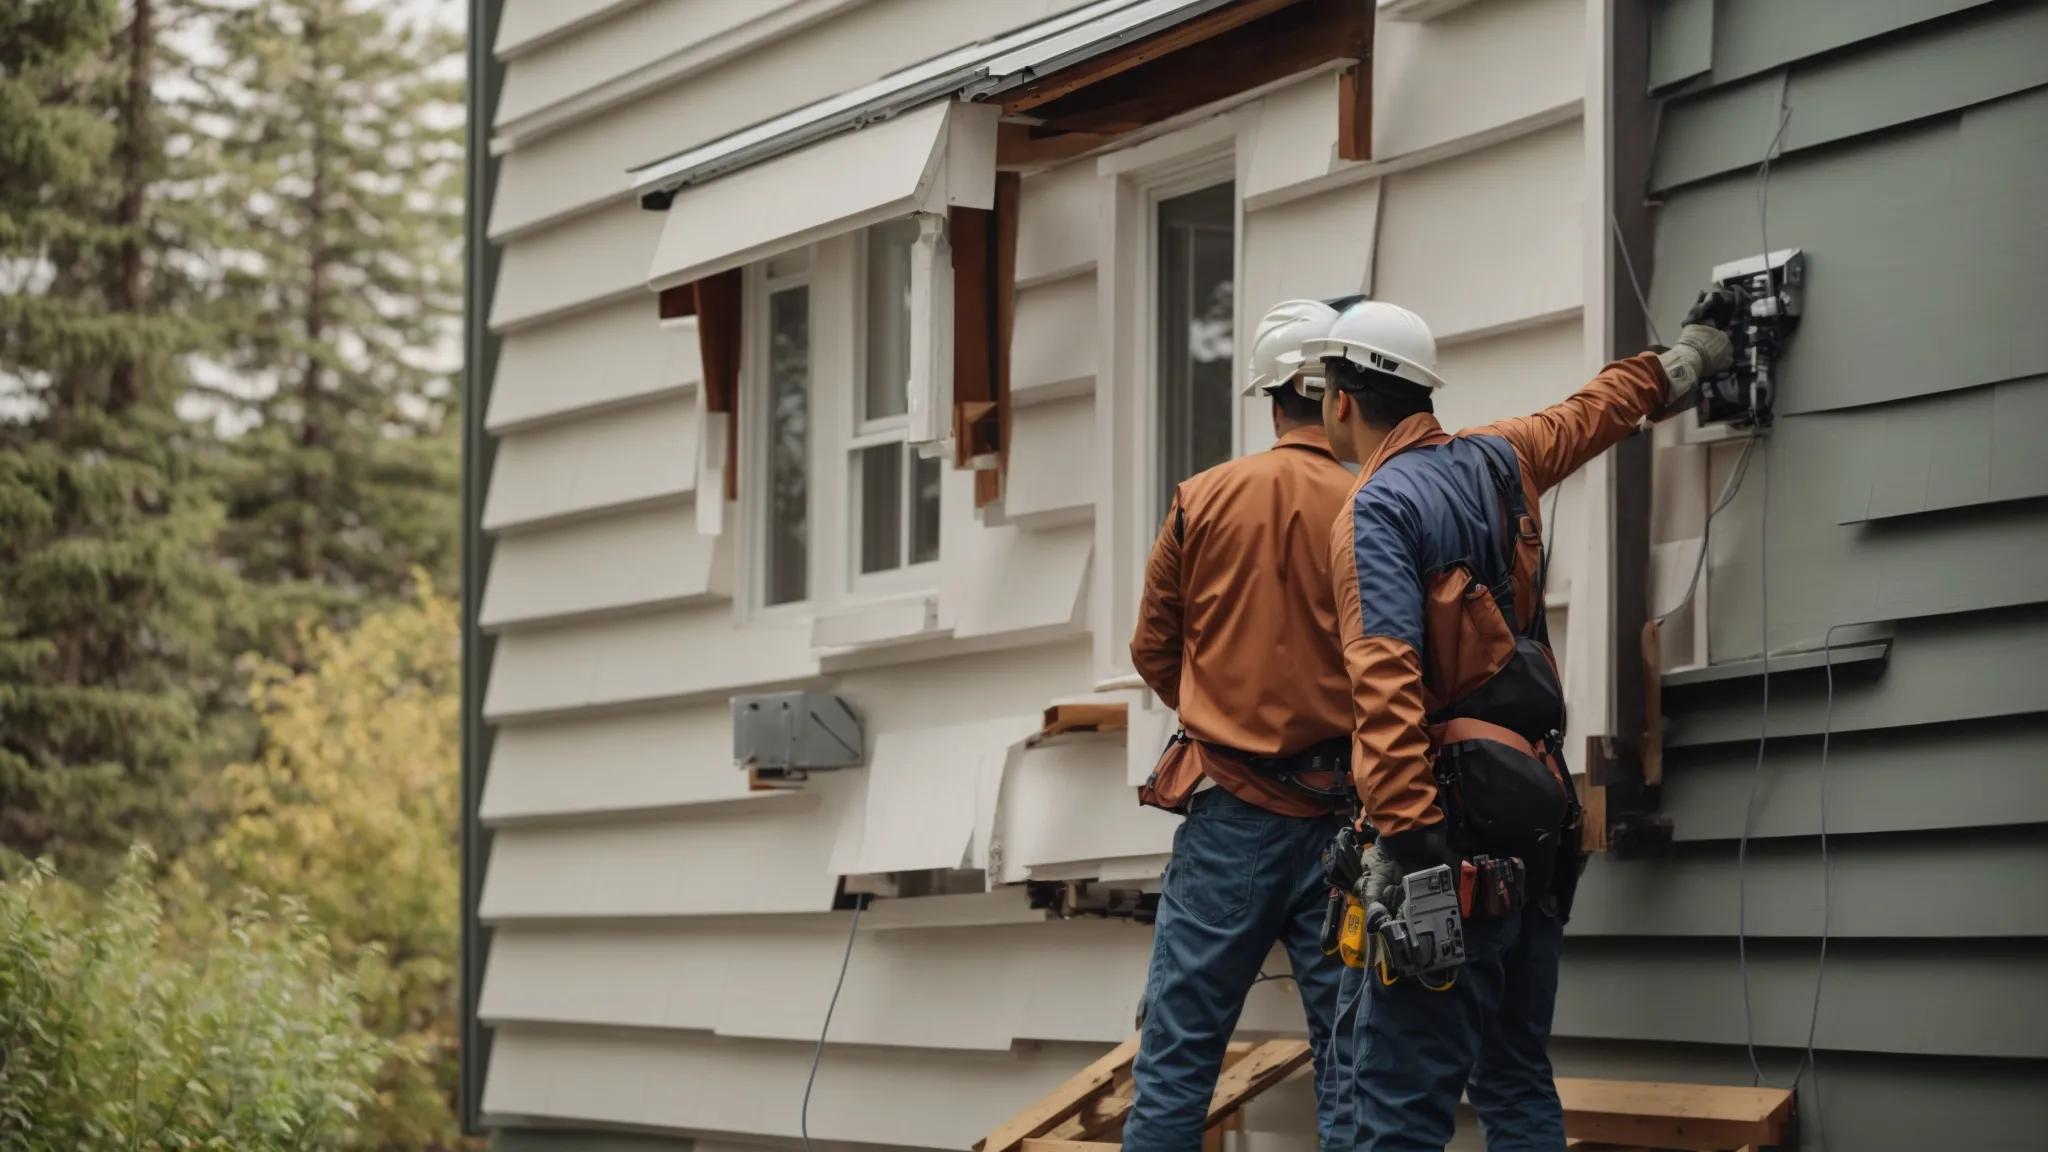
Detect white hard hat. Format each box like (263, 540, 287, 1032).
(1243, 299, 1341, 397)
(1303, 300, 1447, 393)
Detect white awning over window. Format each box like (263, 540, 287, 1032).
(644, 99, 1000, 293)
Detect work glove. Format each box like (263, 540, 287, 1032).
(1654, 324, 1734, 418)
(1653, 286, 1741, 418)
(1353, 842, 1405, 912)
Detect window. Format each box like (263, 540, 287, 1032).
(852, 218, 942, 582)
(1154, 180, 1236, 523)
(761, 251, 811, 607)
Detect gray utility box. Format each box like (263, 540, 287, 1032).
(732, 691, 864, 781)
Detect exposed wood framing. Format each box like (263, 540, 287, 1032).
(1041, 702, 1131, 739)
(984, 1036, 1296, 1152)
(998, 0, 1303, 114)
(997, 0, 1372, 145)
(1337, 61, 1372, 161)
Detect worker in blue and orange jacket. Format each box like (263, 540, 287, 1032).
(1124, 297, 1367, 1152)
(1309, 299, 1734, 1151)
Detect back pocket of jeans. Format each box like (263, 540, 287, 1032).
(1166, 805, 1268, 926)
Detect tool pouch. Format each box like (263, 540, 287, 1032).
(1137, 729, 1200, 814)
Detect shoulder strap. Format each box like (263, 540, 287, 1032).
(1478, 446, 1547, 643)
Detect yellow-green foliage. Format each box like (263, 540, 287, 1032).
(0, 847, 387, 1150)
(202, 577, 465, 1151)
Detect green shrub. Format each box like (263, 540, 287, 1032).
(0, 848, 388, 1151)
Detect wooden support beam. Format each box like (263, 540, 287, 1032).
(980, 1035, 1140, 1152)
(999, 0, 1302, 113)
(1336, 61, 1372, 162)
(1205, 1039, 1313, 1126)
(1558, 1077, 1794, 1152)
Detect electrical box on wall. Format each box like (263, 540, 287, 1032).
(732, 691, 864, 782)
(1693, 248, 1805, 432)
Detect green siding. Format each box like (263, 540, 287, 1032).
(1671, 605, 2048, 746)
(1706, 0, 1999, 86)
(1662, 715, 2048, 839)
(1588, 3, 2048, 1146)
(1647, 0, 1712, 93)
(1835, 374, 2048, 522)
(1652, 2, 2048, 192)
(1558, 941, 2048, 1057)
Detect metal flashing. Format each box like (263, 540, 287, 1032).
(627, 0, 1237, 205)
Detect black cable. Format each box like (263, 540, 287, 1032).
(802, 896, 865, 1152)
(1805, 623, 1846, 1150)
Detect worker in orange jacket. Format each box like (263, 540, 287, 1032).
(1309, 298, 1734, 1150)
(1124, 298, 1366, 1152)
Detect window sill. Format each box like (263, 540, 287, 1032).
(809, 592, 946, 653)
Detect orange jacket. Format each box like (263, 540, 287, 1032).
(1330, 353, 1669, 851)
(1131, 426, 1356, 817)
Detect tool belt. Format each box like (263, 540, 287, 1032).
(1200, 735, 1350, 781)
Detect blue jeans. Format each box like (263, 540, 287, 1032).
(1125, 787, 1354, 1152)
(1351, 895, 1566, 1151)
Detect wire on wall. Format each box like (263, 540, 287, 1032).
(802, 894, 867, 1152)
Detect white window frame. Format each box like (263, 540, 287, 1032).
(846, 221, 944, 599)
(739, 248, 817, 621)
(1091, 114, 1249, 689)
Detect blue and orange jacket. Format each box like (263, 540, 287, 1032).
(1331, 353, 1671, 854)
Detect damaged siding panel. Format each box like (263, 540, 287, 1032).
(482, 603, 818, 721)
(480, 503, 730, 631)
(480, 395, 696, 534)
(994, 737, 1180, 883)
(1834, 374, 2048, 523)
(1699, 415, 2048, 661)
(487, 298, 699, 433)
(940, 520, 1092, 642)
(479, 703, 755, 825)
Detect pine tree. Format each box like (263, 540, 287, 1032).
(0, 0, 241, 880)
(193, 0, 463, 639)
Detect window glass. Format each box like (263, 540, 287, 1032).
(910, 451, 942, 566)
(1155, 181, 1236, 523)
(764, 284, 809, 606)
(864, 217, 918, 422)
(858, 441, 904, 575)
